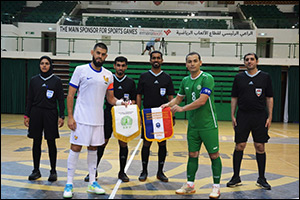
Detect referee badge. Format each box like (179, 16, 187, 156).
(160, 88, 166, 96)
(255, 88, 262, 97)
(46, 90, 54, 99)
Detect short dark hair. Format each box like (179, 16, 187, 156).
(114, 56, 128, 65)
(243, 52, 258, 61)
(185, 52, 201, 61)
(150, 50, 163, 59)
(93, 42, 108, 51)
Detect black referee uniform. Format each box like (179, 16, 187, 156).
(231, 70, 273, 143)
(25, 67, 65, 139)
(137, 69, 175, 182)
(25, 56, 64, 181)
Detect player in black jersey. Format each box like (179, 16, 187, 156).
(84, 56, 137, 182)
(136, 51, 175, 182)
(24, 56, 65, 182)
(227, 53, 274, 190)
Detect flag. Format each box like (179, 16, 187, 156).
(111, 105, 141, 143)
(142, 107, 174, 142)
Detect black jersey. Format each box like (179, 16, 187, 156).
(137, 70, 175, 108)
(25, 74, 65, 118)
(105, 74, 137, 110)
(231, 70, 273, 112)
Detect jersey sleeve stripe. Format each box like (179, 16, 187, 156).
(107, 83, 114, 90)
(69, 82, 78, 89)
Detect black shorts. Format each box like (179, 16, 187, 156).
(146, 45, 153, 50)
(234, 110, 270, 143)
(104, 108, 113, 139)
(28, 107, 59, 140)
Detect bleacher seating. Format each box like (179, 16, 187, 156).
(23, 1, 77, 23)
(85, 16, 228, 29)
(240, 5, 295, 28)
(1, 1, 25, 24)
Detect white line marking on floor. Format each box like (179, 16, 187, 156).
(108, 138, 143, 199)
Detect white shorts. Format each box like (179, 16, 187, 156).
(70, 123, 105, 146)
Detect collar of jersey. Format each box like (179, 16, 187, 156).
(89, 63, 102, 73)
(245, 70, 261, 78)
(39, 74, 54, 81)
(190, 71, 203, 80)
(114, 74, 127, 82)
(149, 69, 163, 77)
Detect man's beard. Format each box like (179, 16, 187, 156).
(92, 56, 104, 68)
(152, 62, 161, 69)
(116, 70, 124, 77)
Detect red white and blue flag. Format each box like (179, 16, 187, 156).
(142, 107, 174, 142)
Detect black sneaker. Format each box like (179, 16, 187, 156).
(118, 172, 129, 182)
(256, 177, 271, 190)
(28, 170, 41, 180)
(84, 171, 98, 182)
(48, 170, 57, 182)
(156, 171, 168, 182)
(138, 171, 148, 182)
(226, 176, 242, 187)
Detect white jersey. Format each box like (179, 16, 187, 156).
(69, 63, 113, 125)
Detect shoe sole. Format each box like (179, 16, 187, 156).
(63, 192, 73, 199)
(139, 178, 147, 182)
(209, 194, 221, 199)
(175, 190, 196, 195)
(28, 176, 41, 180)
(227, 182, 242, 187)
(86, 190, 105, 195)
(256, 183, 271, 190)
(157, 176, 168, 182)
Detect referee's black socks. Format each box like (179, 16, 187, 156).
(256, 152, 266, 179)
(233, 150, 244, 178)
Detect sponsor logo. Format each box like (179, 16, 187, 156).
(249, 81, 254, 85)
(164, 29, 171, 36)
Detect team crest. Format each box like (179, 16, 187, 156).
(160, 88, 166, 96)
(46, 90, 54, 99)
(255, 88, 262, 97)
(103, 76, 109, 84)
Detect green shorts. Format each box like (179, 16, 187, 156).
(187, 127, 219, 153)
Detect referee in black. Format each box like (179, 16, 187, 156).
(226, 53, 273, 190)
(84, 56, 137, 182)
(136, 50, 175, 182)
(24, 56, 65, 182)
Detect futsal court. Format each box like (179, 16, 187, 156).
(1, 114, 299, 199)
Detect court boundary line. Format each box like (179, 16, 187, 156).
(108, 138, 143, 199)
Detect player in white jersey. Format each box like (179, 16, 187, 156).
(63, 43, 125, 198)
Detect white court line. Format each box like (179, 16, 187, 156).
(268, 130, 289, 138)
(108, 138, 143, 199)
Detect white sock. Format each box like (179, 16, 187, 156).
(213, 184, 220, 188)
(87, 150, 97, 184)
(67, 149, 80, 185)
(187, 181, 194, 187)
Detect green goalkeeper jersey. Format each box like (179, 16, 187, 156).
(178, 71, 218, 130)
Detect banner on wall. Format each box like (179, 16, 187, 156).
(58, 25, 256, 39)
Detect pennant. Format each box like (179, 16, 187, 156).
(142, 107, 174, 142)
(111, 105, 141, 143)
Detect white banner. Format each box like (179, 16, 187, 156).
(58, 25, 256, 39)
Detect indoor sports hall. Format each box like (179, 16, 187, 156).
(1, 1, 299, 199)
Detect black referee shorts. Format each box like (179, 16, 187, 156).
(234, 110, 270, 143)
(28, 107, 59, 140)
(104, 108, 113, 139)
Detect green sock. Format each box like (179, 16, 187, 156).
(211, 156, 222, 184)
(187, 157, 198, 182)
